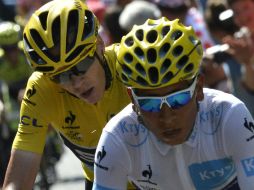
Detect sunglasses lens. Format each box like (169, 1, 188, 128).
(50, 56, 95, 84)
(167, 91, 192, 109)
(138, 99, 161, 112)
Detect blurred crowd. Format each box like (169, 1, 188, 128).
(0, 0, 254, 188)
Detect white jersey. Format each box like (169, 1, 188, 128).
(93, 88, 254, 190)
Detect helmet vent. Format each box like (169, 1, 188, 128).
(66, 10, 78, 52)
(159, 43, 170, 57)
(36, 66, 54, 72)
(121, 73, 129, 83)
(147, 48, 157, 63)
(184, 63, 194, 73)
(146, 30, 158, 43)
(134, 47, 144, 58)
(122, 64, 132, 75)
(162, 71, 174, 84)
(160, 59, 171, 74)
(135, 29, 144, 41)
(162, 25, 170, 37)
(177, 55, 189, 69)
(51, 16, 61, 62)
(82, 10, 95, 40)
(124, 53, 133, 63)
(172, 45, 183, 57)
(171, 30, 183, 41)
(30, 29, 46, 51)
(136, 76, 149, 87)
(125, 37, 134, 47)
(38, 12, 48, 31)
(66, 44, 87, 62)
(148, 67, 159, 84)
(135, 63, 146, 77)
(24, 34, 46, 65)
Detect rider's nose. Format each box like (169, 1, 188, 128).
(158, 103, 173, 119)
(71, 76, 83, 91)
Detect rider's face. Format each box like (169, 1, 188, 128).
(133, 75, 204, 145)
(57, 37, 106, 104)
(59, 59, 106, 104)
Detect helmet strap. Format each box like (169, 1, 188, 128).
(94, 52, 112, 90)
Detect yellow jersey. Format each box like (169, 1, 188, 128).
(12, 44, 131, 181)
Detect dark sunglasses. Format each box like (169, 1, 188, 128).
(50, 55, 96, 84)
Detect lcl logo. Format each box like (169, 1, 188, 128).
(20, 115, 43, 128)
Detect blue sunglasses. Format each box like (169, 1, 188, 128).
(131, 77, 198, 112)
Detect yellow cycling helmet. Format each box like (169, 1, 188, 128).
(23, 0, 99, 76)
(0, 21, 21, 46)
(116, 17, 203, 89)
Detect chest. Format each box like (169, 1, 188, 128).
(128, 136, 236, 190)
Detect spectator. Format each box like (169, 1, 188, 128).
(119, 0, 161, 32)
(224, 0, 254, 92)
(147, 0, 214, 49)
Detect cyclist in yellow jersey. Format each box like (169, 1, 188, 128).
(3, 0, 130, 189)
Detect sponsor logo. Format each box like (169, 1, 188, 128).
(65, 131, 83, 142)
(189, 157, 235, 189)
(241, 156, 254, 177)
(20, 115, 43, 127)
(199, 104, 223, 135)
(133, 165, 158, 190)
(62, 111, 80, 129)
(22, 85, 36, 106)
(95, 146, 109, 171)
(119, 121, 149, 147)
(138, 165, 157, 185)
(243, 118, 254, 142)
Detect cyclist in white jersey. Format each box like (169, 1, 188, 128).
(93, 17, 254, 190)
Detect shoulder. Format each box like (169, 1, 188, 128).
(105, 104, 136, 131)
(27, 72, 60, 90)
(104, 104, 149, 147)
(198, 88, 248, 128)
(23, 72, 61, 105)
(104, 44, 118, 75)
(203, 88, 243, 108)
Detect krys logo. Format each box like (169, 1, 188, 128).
(119, 121, 149, 147)
(62, 111, 80, 129)
(23, 85, 36, 106)
(189, 157, 235, 189)
(199, 104, 223, 135)
(243, 117, 254, 142)
(241, 156, 254, 177)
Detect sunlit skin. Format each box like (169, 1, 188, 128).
(60, 59, 106, 104)
(133, 75, 204, 145)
